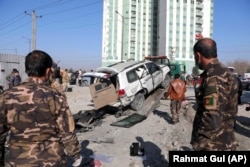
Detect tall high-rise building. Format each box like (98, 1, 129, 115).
(102, 0, 214, 73)
(102, 0, 159, 67)
(158, 0, 214, 72)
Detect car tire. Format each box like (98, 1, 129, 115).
(130, 93, 145, 111)
(161, 74, 171, 89)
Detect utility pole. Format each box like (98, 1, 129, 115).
(25, 10, 42, 51)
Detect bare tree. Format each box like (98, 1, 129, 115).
(247, 67, 250, 73)
(226, 60, 250, 76)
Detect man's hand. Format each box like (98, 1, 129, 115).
(164, 92, 169, 99)
(72, 155, 82, 167)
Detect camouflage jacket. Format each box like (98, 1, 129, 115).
(191, 59, 238, 151)
(0, 77, 81, 166)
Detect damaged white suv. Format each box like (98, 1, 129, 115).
(85, 60, 171, 111)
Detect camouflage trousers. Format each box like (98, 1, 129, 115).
(170, 100, 182, 123)
(5, 141, 66, 167)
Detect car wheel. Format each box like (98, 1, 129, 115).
(161, 74, 171, 89)
(130, 93, 145, 111)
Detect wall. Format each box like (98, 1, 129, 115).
(0, 53, 27, 90)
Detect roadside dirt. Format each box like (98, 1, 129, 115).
(66, 85, 250, 167)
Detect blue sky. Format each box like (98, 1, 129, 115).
(213, 0, 250, 64)
(0, 0, 250, 71)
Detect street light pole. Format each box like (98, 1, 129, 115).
(23, 36, 31, 52)
(116, 11, 125, 62)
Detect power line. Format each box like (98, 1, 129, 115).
(0, 20, 30, 37)
(0, 13, 26, 30)
(41, 1, 102, 16)
(0, 0, 103, 38)
(23, 0, 71, 13)
(0, 0, 63, 30)
(37, 9, 102, 29)
(32, 0, 69, 10)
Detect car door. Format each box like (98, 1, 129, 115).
(89, 78, 118, 110)
(145, 62, 163, 89)
(134, 65, 154, 93)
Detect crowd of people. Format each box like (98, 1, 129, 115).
(0, 38, 245, 166)
(48, 66, 87, 93)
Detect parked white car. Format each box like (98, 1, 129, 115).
(86, 60, 171, 111)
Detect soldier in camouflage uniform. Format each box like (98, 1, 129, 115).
(191, 38, 238, 151)
(0, 50, 82, 166)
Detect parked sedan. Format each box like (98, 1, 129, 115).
(239, 77, 250, 90)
